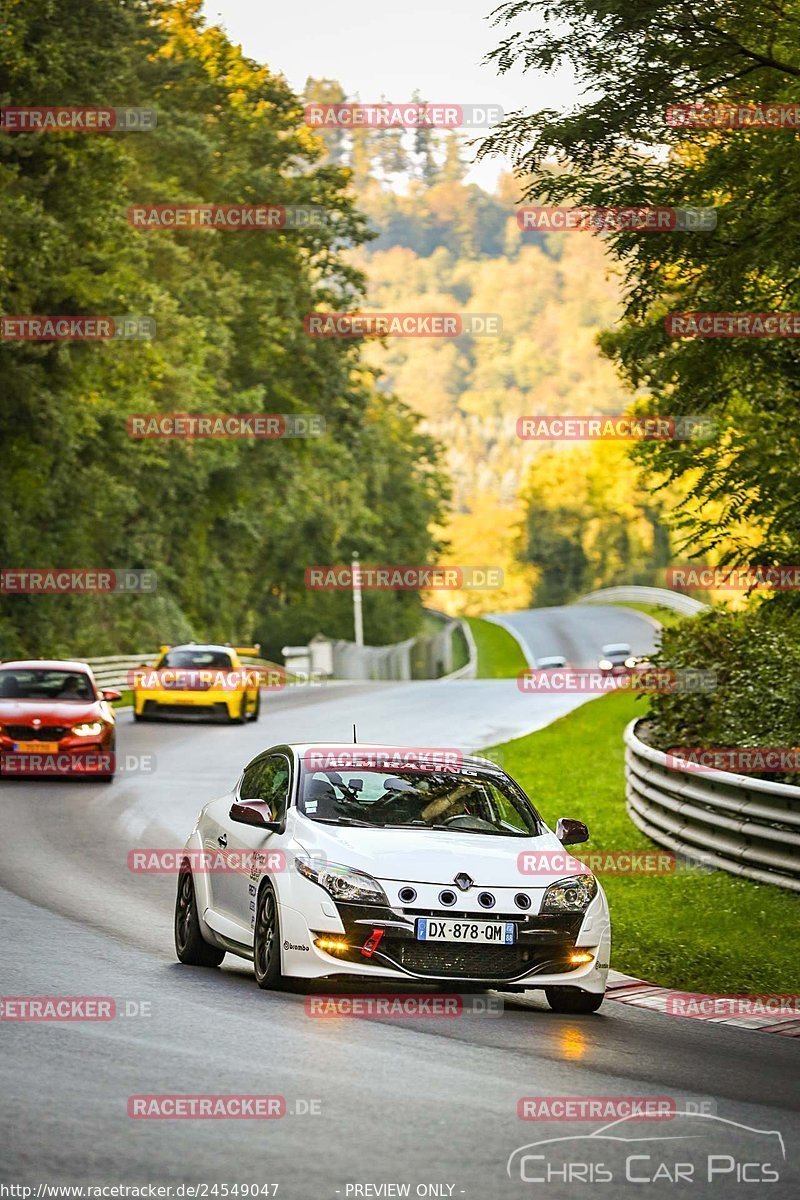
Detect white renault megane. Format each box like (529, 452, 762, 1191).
(175, 743, 611, 1012)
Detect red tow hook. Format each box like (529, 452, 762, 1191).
(361, 928, 385, 958)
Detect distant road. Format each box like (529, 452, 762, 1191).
(487, 603, 659, 667)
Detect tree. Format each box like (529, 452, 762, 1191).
(303, 76, 348, 165)
(480, 0, 800, 571)
(0, 0, 448, 658)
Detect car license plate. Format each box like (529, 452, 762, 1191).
(13, 741, 60, 753)
(416, 918, 515, 944)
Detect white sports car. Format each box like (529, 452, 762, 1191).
(175, 743, 611, 1013)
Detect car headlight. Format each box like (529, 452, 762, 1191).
(295, 855, 388, 905)
(71, 721, 107, 737)
(624, 657, 637, 668)
(541, 874, 597, 913)
(598, 659, 613, 670)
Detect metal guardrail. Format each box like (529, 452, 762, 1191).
(84, 618, 477, 689)
(578, 585, 709, 616)
(318, 612, 476, 682)
(625, 719, 800, 891)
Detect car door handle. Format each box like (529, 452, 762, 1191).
(217, 833, 228, 847)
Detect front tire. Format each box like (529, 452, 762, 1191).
(253, 883, 283, 989)
(545, 986, 604, 1014)
(175, 868, 225, 967)
(248, 691, 261, 722)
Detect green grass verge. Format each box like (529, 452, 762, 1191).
(606, 600, 690, 629)
(482, 689, 800, 993)
(465, 615, 528, 678)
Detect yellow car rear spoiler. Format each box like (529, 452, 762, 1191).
(156, 642, 261, 656)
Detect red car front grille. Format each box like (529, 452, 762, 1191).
(4, 725, 69, 740)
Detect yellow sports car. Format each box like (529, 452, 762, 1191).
(132, 643, 262, 724)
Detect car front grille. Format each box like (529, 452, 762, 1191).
(144, 701, 226, 717)
(386, 939, 575, 981)
(5, 725, 69, 740)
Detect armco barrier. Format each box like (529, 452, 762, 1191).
(83, 616, 475, 689)
(625, 719, 800, 891)
(578, 585, 708, 616)
(317, 612, 476, 682)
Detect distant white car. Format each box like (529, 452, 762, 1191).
(598, 643, 636, 673)
(535, 655, 570, 670)
(175, 743, 611, 1013)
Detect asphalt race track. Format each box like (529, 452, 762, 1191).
(2, 606, 798, 1197)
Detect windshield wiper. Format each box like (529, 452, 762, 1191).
(310, 816, 383, 828)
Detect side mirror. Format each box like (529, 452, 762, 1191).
(555, 817, 589, 845)
(102, 689, 122, 702)
(229, 801, 284, 833)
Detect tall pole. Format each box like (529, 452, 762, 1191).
(352, 551, 364, 646)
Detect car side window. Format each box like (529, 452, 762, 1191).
(239, 759, 265, 802)
(260, 757, 291, 820)
(240, 755, 291, 819)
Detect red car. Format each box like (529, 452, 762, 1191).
(0, 660, 120, 781)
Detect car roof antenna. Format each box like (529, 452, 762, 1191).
(353, 723, 358, 744)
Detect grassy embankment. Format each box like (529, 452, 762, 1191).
(468, 616, 798, 993)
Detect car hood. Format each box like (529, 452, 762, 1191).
(292, 817, 582, 888)
(0, 699, 103, 723)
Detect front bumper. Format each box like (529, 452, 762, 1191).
(278, 893, 610, 992)
(0, 732, 115, 776)
(135, 688, 243, 716)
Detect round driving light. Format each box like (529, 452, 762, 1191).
(477, 891, 495, 909)
(438, 889, 457, 907)
(398, 886, 417, 904)
(514, 893, 532, 910)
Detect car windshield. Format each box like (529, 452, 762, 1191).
(159, 649, 234, 669)
(0, 669, 96, 702)
(298, 767, 542, 836)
